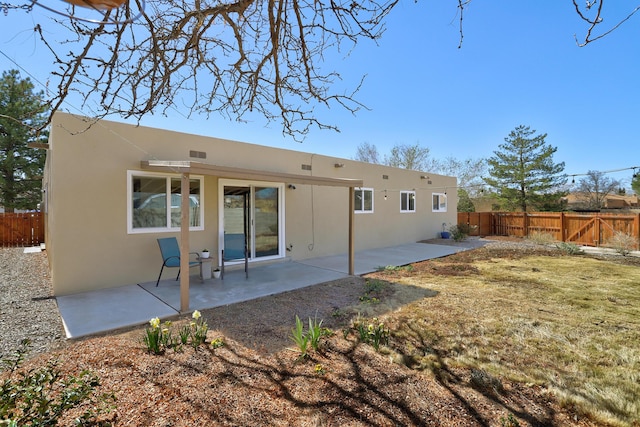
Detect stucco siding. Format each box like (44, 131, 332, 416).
(46, 112, 457, 295)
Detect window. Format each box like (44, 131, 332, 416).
(354, 188, 374, 213)
(400, 191, 416, 213)
(432, 193, 447, 212)
(128, 171, 204, 233)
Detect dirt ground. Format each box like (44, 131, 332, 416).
(6, 237, 634, 426)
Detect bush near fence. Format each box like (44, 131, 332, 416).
(458, 211, 640, 250)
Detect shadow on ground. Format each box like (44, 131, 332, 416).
(205, 276, 438, 353)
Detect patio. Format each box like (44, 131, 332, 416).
(56, 242, 474, 338)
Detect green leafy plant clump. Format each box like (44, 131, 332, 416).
(351, 316, 389, 351)
(555, 242, 584, 255)
(142, 310, 217, 354)
(448, 223, 470, 241)
(290, 315, 331, 359)
(359, 279, 386, 304)
(0, 339, 115, 426)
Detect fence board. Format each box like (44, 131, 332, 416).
(457, 211, 640, 250)
(457, 212, 492, 236)
(0, 212, 44, 247)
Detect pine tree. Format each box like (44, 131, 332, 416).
(632, 172, 640, 196)
(0, 70, 48, 212)
(484, 125, 566, 212)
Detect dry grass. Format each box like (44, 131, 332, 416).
(4, 244, 640, 426)
(375, 250, 640, 426)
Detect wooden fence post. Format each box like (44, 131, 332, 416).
(560, 212, 566, 242)
(635, 214, 640, 250)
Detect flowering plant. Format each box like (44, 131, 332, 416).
(143, 311, 209, 354)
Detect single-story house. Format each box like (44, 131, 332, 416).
(43, 112, 457, 300)
(562, 192, 640, 211)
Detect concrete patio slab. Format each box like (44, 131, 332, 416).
(55, 241, 478, 339)
(138, 261, 349, 312)
(299, 242, 467, 275)
(56, 284, 177, 338)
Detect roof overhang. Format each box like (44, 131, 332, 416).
(140, 160, 364, 188)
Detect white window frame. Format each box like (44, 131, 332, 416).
(354, 187, 374, 214)
(432, 192, 447, 212)
(127, 170, 205, 234)
(400, 190, 416, 213)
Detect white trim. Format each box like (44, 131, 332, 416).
(218, 179, 285, 264)
(354, 187, 374, 214)
(432, 192, 448, 213)
(127, 170, 205, 234)
(400, 190, 416, 213)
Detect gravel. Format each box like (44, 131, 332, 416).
(0, 247, 67, 360)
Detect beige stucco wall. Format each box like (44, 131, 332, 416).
(47, 112, 457, 295)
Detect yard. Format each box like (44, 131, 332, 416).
(2, 240, 639, 426)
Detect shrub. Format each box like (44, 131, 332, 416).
(448, 223, 470, 241)
(555, 242, 584, 255)
(0, 339, 114, 426)
(607, 231, 638, 256)
(527, 231, 555, 245)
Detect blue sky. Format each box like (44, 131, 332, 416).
(1, 1, 639, 186)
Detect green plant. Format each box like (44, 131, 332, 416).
(307, 317, 330, 351)
(189, 310, 208, 349)
(607, 231, 638, 256)
(291, 316, 310, 358)
(210, 338, 225, 349)
(0, 339, 115, 426)
(500, 413, 521, 427)
(143, 311, 208, 354)
(143, 317, 165, 354)
(179, 324, 191, 345)
(290, 315, 330, 357)
(360, 279, 385, 304)
(555, 242, 584, 255)
(352, 317, 389, 351)
(448, 223, 470, 241)
(380, 265, 414, 273)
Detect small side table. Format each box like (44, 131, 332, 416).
(199, 258, 212, 280)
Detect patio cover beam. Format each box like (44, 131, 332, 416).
(141, 160, 362, 312)
(141, 160, 363, 188)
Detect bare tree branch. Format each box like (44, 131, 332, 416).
(9, 0, 639, 140)
(572, 0, 640, 46)
(32, 0, 394, 140)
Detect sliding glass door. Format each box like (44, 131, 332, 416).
(221, 181, 283, 261)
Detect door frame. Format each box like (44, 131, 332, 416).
(218, 179, 285, 264)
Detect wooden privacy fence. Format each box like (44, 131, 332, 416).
(0, 212, 45, 247)
(458, 211, 640, 250)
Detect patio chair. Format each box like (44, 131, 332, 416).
(221, 233, 248, 279)
(156, 237, 200, 286)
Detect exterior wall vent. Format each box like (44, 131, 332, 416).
(301, 164, 312, 171)
(189, 150, 207, 159)
(382, 174, 389, 180)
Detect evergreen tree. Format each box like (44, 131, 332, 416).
(457, 188, 475, 212)
(484, 125, 566, 212)
(632, 172, 640, 196)
(0, 70, 48, 212)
